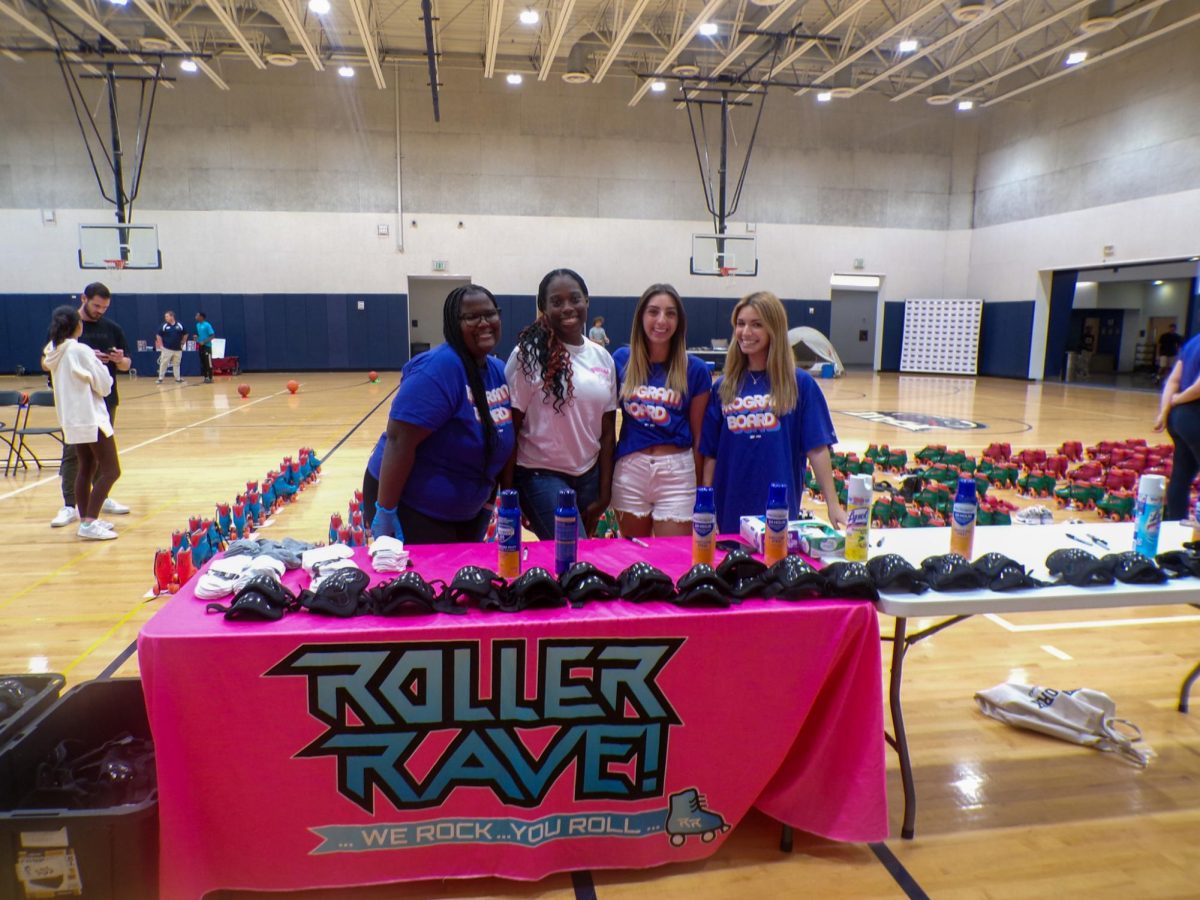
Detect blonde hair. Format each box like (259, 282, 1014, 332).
(621, 284, 690, 401)
(719, 291, 797, 415)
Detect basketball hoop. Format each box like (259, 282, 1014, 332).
(103, 259, 127, 270)
(719, 266, 738, 278)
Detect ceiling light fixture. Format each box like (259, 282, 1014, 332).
(506, 72, 523, 85)
(180, 58, 198, 73)
(698, 22, 718, 37)
(308, 0, 331, 15)
(816, 91, 832, 103)
(650, 80, 667, 93)
(1153, 280, 1165, 286)
(957, 99, 974, 111)
(106, 0, 128, 6)
(338, 65, 355, 77)
(898, 39, 919, 53)
(1066, 50, 1088, 65)
(519, 8, 539, 25)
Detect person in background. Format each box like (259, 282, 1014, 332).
(1154, 329, 1200, 519)
(505, 269, 617, 539)
(47, 283, 132, 528)
(589, 316, 610, 346)
(365, 285, 514, 544)
(1156, 322, 1183, 386)
(611, 284, 711, 538)
(43, 306, 121, 541)
(195, 311, 215, 384)
(156, 310, 187, 384)
(700, 290, 847, 535)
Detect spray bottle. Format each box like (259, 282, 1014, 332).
(1133, 473, 1165, 558)
(554, 488, 578, 576)
(764, 482, 789, 565)
(692, 487, 716, 565)
(949, 476, 977, 558)
(845, 474, 873, 562)
(496, 489, 522, 578)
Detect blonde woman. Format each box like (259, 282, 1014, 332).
(700, 291, 846, 534)
(611, 284, 711, 537)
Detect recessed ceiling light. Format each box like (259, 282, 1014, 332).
(506, 72, 523, 85)
(1066, 50, 1088, 65)
(898, 39, 919, 53)
(816, 91, 832, 103)
(1153, 280, 1164, 285)
(308, 0, 331, 15)
(105, 0, 128, 6)
(519, 8, 539, 25)
(338, 65, 355, 78)
(698, 22, 718, 37)
(179, 58, 198, 73)
(650, 80, 667, 93)
(957, 99, 974, 111)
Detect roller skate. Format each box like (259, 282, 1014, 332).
(664, 788, 729, 847)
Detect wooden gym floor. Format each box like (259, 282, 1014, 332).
(1, 369, 1198, 898)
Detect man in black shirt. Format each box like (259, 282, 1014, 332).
(49, 283, 134, 527)
(156, 310, 188, 384)
(1157, 323, 1183, 385)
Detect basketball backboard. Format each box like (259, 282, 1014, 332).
(690, 233, 758, 277)
(78, 223, 162, 269)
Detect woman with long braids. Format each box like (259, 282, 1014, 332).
(611, 284, 711, 537)
(365, 284, 514, 544)
(700, 291, 846, 535)
(42, 305, 121, 541)
(504, 268, 618, 539)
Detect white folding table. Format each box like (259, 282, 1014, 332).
(872, 521, 1200, 838)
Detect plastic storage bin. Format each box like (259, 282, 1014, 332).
(0, 678, 158, 900)
(0, 674, 65, 747)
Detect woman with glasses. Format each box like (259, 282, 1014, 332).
(504, 268, 618, 539)
(365, 285, 514, 544)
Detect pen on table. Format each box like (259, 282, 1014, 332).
(1086, 533, 1110, 549)
(521, 546, 528, 561)
(1065, 533, 1092, 548)
(625, 536, 650, 549)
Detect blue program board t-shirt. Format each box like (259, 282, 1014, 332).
(367, 344, 515, 521)
(1178, 334, 1200, 389)
(699, 367, 838, 534)
(613, 347, 712, 460)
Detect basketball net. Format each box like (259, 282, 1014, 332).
(719, 266, 737, 278)
(103, 259, 128, 270)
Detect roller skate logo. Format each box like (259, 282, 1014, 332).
(664, 788, 729, 847)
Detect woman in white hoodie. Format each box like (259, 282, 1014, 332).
(44, 306, 121, 540)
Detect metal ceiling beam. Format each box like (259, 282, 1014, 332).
(970, 0, 1177, 105)
(347, 0, 387, 87)
(0, 0, 102, 75)
(1, 47, 21, 60)
(483, 0, 503, 78)
(853, 0, 1023, 95)
(628, 0, 725, 106)
(592, 0, 651, 82)
(795, 0, 948, 97)
(537, 0, 576, 81)
(891, 0, 1094, 101)
(53, 0, 172, 84)
(203, 0, 266, 69)
(676, 0, 799, 107)
(272, 0, 323, 71)
(129, 0, 229, 89)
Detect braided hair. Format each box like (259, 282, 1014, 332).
(516, 268, 589, 413)
(48, 305, 81, 346)
(442, 284, 501, 463)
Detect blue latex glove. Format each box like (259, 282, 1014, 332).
(371, 504, 404, 541)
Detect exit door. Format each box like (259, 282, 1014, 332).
(829, 289, 877, 366)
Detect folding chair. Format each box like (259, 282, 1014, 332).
(0, 390, 24, 475)
(11, 390, 65, 472)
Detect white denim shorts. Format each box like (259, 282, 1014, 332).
(611, 448, 696, 522)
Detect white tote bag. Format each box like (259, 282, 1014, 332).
(974, 683, 1153, 767)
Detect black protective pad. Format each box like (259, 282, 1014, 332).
(820, 562, 878, 601)
(367, 570, 442, 616)
(299, 567, 371, 617)
(1099, 551, 1168, 584)
(715, 548, 768, 587)
(494, 567, 567, 612)
(1156, 549, 1200, 578)
(617, 562, 676, 602)
(866, 554, 929, 594)
(671, 564, 734, 608)
(206, 575, 299, 620)
(559, 562, 621, 607)
(919, 554, 989, 591)
(1046, 547, 1115, 586)
(765, 555, 828, 600)
(439, 565, 507, 613)
(971, 552, 1046, 591)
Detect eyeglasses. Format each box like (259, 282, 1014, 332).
(459, 310, 501, 326)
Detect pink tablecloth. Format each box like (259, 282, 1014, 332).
(138, 537, 886, 898)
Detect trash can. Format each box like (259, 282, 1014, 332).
(0, 678, 158, 900)
(821, 363, 836, 379)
